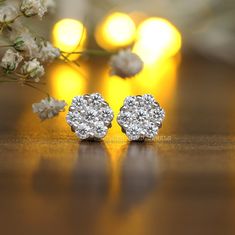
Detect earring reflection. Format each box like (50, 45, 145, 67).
(72, 142, 110, 196)
(118, 142, 160, 212)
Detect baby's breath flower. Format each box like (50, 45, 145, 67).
(38, 41, 60, 62)
(20, 0, 47, 19)
(43, 0, 56, 13)
(32, 97, 67, 120)
(13, 33, 39, 58)
(109, 49, 144, 78)
(1, 49, 23, 72)
(21, 58, 44, 82)
(5, 21, 29, 41)
(0, 5, 19, 23)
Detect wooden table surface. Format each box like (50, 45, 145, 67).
(0, 55, 235, 235)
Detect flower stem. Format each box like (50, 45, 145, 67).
(23, 82, 50, 97)
(0, 80, 17, 83)
(61, 50, 114, 56)
(60, 53, 80, 67)
(7, 14, 22, 23)
(0, 44, 13, 48)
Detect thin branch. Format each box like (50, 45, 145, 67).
(62, 18, 87, 62)
(63, 50, 113, 56)
(61, 53, 80, 67)
(0, 44, 13, 48)
(23, 82, 50, 97)
(0, 80, 18, 83)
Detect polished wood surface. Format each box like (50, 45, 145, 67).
(0, 56, 235, 235)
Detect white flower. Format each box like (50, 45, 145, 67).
(42, 0, 56, 13)
(32, 97, 67, 120)
(38, 41, 60, 62)
(109, 49, 144, 78)
(0, 5, 19, 23)
(5, 21, 29, 41)
(20, 0, 47, 19)
(1, 49, 23, 72)
(13, 33, 39, 58)
(21, 58, 45, 82)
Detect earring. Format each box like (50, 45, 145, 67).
(66, 93, 114, 140)
(117, 94, 165, 141)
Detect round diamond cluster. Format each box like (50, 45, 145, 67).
(66, 93, 114, 140)
(117, 95, 165, 141)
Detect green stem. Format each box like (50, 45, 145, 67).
(28, 80, 46, 85)
(23, 82, 50, 97)
(0, 80, 18, 83)
(62, 22, 86, 61)
(62, 50, 113, 56)
(61, 53, 80, 67)
(0, 44, 13, 48)
(15, 72, 28, 78)
(7, 14, 22, 23)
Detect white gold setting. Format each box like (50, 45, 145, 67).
(117, 95, 165, 141)
(66, 93, 114, 140)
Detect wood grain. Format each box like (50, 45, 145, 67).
(0, 56, 235, 235)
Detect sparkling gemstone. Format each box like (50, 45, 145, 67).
(89, 93, 104, 106)
(117, 95, 165, 141)
(124, 96, 137, 108)
(72, 96, 87, 107)
(66, 111, 83, 125)
(150, 107, 165, 122)
(85, 108, 98, 122)
(75, 124, 91, 139)
(126, 124, 142, 141)
(142, 94, 155, 104)
(67, 93, 113, 140)
(94, 122, 108, 138)
(99, 108, 114, 124)
(144, 122, 159, 139)
(135, 109, 148, 122)
(117, 111, 132, 127)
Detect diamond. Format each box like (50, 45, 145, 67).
(124, 96, 137, 108)
(94, 122, 108, 138)
(72, 96, 87, 108)
(144, 122, 159, 139)
(117, 94, 165, 141)
(117, 111, 132, 128)
(75, 123, 91, 140)
(99, 107, 114, 125)
(135, 108, 149, 122)
(66, 93, 113, 140)
(126, 124, 142, 141)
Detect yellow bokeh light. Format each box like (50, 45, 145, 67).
(50, 63, 87, 104)
(133, 18, 182, 64)
(95, 12, 136, 51)
(52, 18, 87, 60)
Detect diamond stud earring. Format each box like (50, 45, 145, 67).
(117, 95, 165, 141)
(66, 93, 114, 140)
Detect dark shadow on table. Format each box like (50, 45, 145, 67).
(117, 142, 160, 213)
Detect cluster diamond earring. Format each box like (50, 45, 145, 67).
(117, 95, 165, 141)
(66, 93, 114, 140)
(66, 93, 165, 141)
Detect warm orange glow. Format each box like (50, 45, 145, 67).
(133, 56, 180, 107)
(133, 18, 182, 64)
(50, 63, 87, 104)
(52, 18, 87, 60)
(95, 12, 136, 51)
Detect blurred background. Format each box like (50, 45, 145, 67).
(52, 0, 235, 63)
(1, 1, 235, 235)
(1, 0, 233, 136)
(1, 0, 235, 173)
